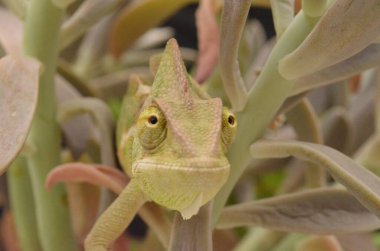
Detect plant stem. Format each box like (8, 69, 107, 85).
(23, 1, 77, 250)
(169, 203, 212, 251)
(8, 157, 42, 251)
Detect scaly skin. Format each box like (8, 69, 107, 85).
(85, 39, 237, 250)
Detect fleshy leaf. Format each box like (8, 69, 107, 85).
(279, 0, 380, 79)
(61, 0, 124, 49)
(57, 98, 115, 165)
(51, 0, 77, 9)
(322, 107, 353, 154)
(0, 8, 22, 54)
(55, 76, 93, 158)
(46, 163, 128, 194)
(337, 233, 378, 251)
(1, 212, 19, 251)
(296, 236, 343, 251)
(250, 140, 380, 217)
(0, 55, 40, 172)
(108, 0, 197, 57)
(219, 0, 250, 111)
(291, 44, 380, 95)
(217, 188, 380, 234)
(194, 0, 219, 83)
(270, 0, 294, 38)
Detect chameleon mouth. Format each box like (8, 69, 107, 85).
(132, 158, 230, 174)
(132, 158, 230, 217)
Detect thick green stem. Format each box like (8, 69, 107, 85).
(23, 1, 77, 250)
(8, 157, 42, 251)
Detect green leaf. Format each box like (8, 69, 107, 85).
(280, 0, 380, 79)
(0, 55, 40, 172)
(219, 0, 250, 111)
(217, 188, 380, 234)
(57, 98, 115, 165)
(250, 140, 380, 217)
(270, 0, 294, 37)
(291, 44, 380, 95)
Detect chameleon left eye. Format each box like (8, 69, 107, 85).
(137, 106, 167, 149)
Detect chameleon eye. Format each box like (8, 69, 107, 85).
(221, 107, 237, 149)
(148, 115, 158, 125)
(227, 114, 235, 126)
(137, 106, 167, 149)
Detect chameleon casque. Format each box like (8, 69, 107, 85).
(85, 38, 237, 250)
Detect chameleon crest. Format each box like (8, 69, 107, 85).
(85, 38, 236, 251)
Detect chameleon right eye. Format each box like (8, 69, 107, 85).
(137, 106, 167, 150)
(221, 107, 237, 150)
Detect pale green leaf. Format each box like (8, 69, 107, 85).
(279, 0, 380, 79)
(322, 107, 353, 154)
(0, 55, 40, 173)
(57, 98, 115, 165)
(217, 188, 380, 233)
(51, 0, 77, 9)
(61, 0, 124, 49)
(301, 0, 328, 18)
(219, 0, 250, 111)
(250, 140, 380, 217)
(291, 44, 380, 95)
(270, 0, 294, 37)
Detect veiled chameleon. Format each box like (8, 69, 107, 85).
(85, 39, 236, 250)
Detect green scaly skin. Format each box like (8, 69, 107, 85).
(85, 39, 237, 250)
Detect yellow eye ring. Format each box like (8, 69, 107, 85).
(137, 106, 167, 150)
(221, 107, 237, 150)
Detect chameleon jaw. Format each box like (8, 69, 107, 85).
(132, 159, 230, 216)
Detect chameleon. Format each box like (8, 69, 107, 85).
(84, 38, 237, 250)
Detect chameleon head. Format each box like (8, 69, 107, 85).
(130, 39, 237, 219)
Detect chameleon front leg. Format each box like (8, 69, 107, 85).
(84, 180, 147, 251)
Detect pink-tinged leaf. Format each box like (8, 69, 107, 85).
(0, 8, 22, 54)
(46, 163, 128, 194)
(0, 55, 40, 173)
(66, 183, 100, 246)
(194, 0, 219, 83)
(296, 236, 343, 251)
(113, 234, 129, 251)
(1, 212, 20, 251)
(337, 233, 378, 251)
